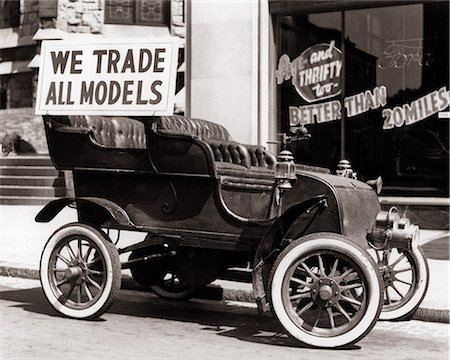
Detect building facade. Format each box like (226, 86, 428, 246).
(1, 0, 449, 227)
(188, 0, 449, 228)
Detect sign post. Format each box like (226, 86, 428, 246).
(36, 38, 179, 116)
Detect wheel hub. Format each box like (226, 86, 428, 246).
(311, 278, 340, 307)
(380, 265, 394, 287)
(64, 266, 82, 281)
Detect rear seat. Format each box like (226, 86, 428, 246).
(156, 115, 277, 175)
(68, 115, 146, 149)
(64, 115, 276, 180)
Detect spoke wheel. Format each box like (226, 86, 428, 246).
(40, 223, 121, 319)
(369, 246, 429, 320)
(269, 233, 383, 348)
(151, 271, 199, 300)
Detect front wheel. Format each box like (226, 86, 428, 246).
(369, 246, 429, 321)
(269, 233, 383, 348)
(40, 223, 121, 319)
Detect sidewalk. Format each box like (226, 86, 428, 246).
(1, 204, 449, 323)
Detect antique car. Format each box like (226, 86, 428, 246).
(36, 114, 429, 348)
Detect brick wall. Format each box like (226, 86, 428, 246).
(0, 108, 47, 154)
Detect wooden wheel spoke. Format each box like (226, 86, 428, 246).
(296, 300, 314, 316)
(394, 267, 412, 275)
(327, 307, 336, 329)
(312, 306, 323, 328)
(290, 292, 311, 301)
(340, 282, 362, 291)
(56, 254, 71, 266)
(57, 277, 71, 287)
(290, 277, 310, 288)
(335, 302, 352, 322)
(340, 295, 362, 307)
(301, 262, 319, 280)
(83, 246, 94, 262)
(83, 283, 93, 301)
(87, 276, 102, 290)
(87, 269, 104, 276)
(393, 277, 412, 286)
(337, 268, 356, 282)
(77, 285, 82, 303)
(391, 283, 405, 299)
(329, 258, 339, 277)
(66, 281, 77, 299)
(385, 287, 392, 304)
(88, 256, 101, 266)
(317, 255, 326, 277)
(391, 253, 406, 268)
(66, 244, 77, 261)
(77, 239, 83, 260)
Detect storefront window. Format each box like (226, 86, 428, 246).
(277, 12, 342, 168)
(276, 1, 449, 196)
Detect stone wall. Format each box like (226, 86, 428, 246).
(0, 108, 47, 154)
(56, 0, 102, 34)
(171, 0, 185, 38)
(56, 0, 184, 37)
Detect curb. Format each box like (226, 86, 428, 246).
(1, 263, 448, 324)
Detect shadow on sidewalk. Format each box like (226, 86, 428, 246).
(0, 286, 360, 351)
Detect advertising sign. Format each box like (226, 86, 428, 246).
(289, 86, 387, 126)
(35, 38, 179, 116)
(276, 40, 342, 103)
(382, 86, 450, 129)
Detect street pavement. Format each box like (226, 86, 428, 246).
(1, 276, 449, 360)
(0, 204, 449, 323)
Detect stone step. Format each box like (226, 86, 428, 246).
(0, 196, 56, 206)
(0, 175, 64, 187)
(0, 185, 66, 197)
(0, 166, 59, 177)
(0, 156, 53, 167)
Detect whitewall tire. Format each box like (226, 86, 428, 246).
(269, 233, 383, 348)
(369, 246, 429, 321)
(40, 223, 121, 319)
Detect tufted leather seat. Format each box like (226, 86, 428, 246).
(69, 115, 146, 149)
(156, 115, 276, 171)
(158, 115, 232, 142)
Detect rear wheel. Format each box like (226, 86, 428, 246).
(269, 233, 383, 348)
(128, 249, 199, 300)
(369, 246, 429, 320)
(40, 223, 121, 319)
(150, 271, 199, 300)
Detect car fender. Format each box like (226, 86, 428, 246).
(35, 197, 136, 228)
(252, 195, 328, 312)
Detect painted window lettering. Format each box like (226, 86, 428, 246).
(276, 41, 342, 103)
(378, 38, 434, 70)
(382, 87, 450, 129)
(289, 86, 387, 126)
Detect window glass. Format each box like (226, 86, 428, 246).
(345, 3, 449, 196)
(104, 0, 169, 26)
(277, 13, 342, 168)
(276, 2, 449, 196)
